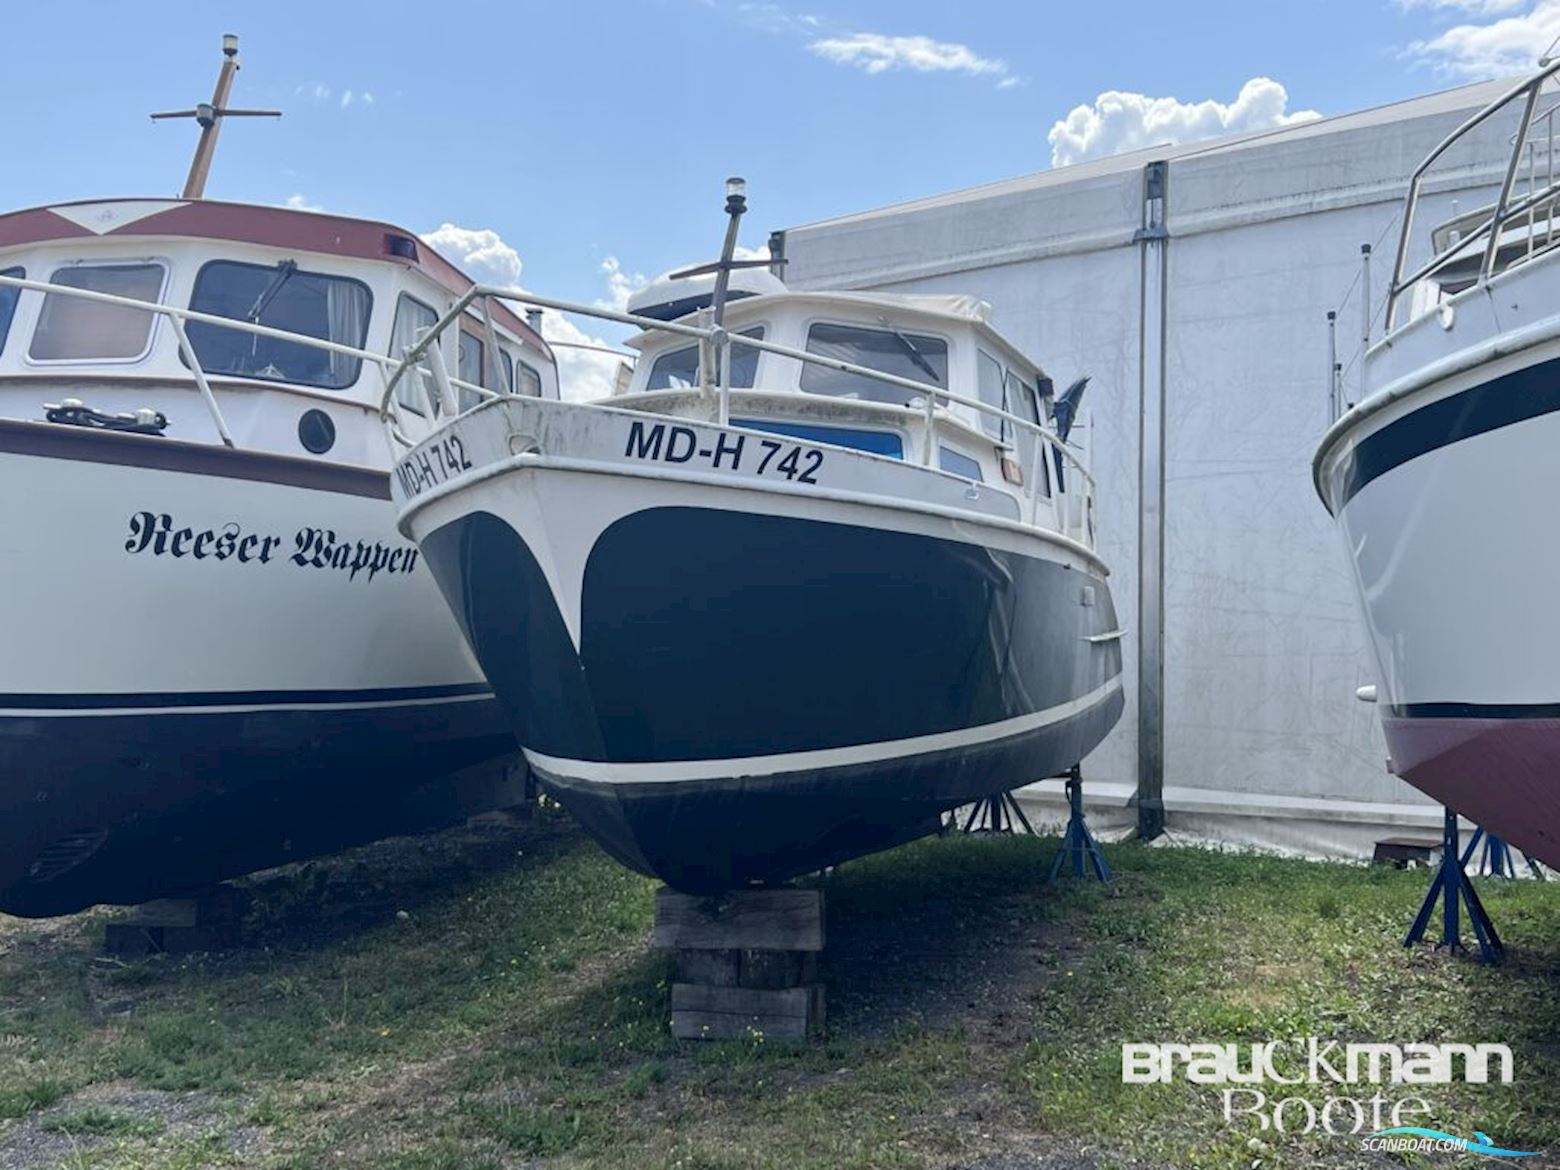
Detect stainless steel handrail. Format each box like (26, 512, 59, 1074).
(0, 271, 506, 451)
(0, 272, 1096, 549)
(1386, 60, 1560, 331)
(377, 282, 1098, 549)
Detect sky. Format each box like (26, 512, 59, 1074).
(3, 0, 1558, 388)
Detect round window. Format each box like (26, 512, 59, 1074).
(298, 409, 336, 455)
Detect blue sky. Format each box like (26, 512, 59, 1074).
(3, 0, 1555, 363)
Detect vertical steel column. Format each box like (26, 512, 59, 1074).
(1326, 311, 1338, 422)
(1134, 161, 1169, 841)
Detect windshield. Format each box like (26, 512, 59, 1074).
(800, 322, 948, 404)
(645, 327, 764, 390)
(185, 259, 372, 390)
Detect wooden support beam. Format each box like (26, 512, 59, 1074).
(652, 888, 824, 952)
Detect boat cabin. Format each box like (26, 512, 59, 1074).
(619, 274, 1068, 501)
(0, 199, 558, 468)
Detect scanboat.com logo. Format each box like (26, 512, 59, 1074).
(1363, 1127, 1539, 1158)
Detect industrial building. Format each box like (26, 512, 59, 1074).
(778, 76, 1525, 857)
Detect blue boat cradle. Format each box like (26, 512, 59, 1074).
(953, 765, 1112, 885)
(1401, 807, 1549, 964)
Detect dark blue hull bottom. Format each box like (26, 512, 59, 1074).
(0, 698, 518, 918)
(420, 504, 1125, 892)
(532, 695, 1123, 891)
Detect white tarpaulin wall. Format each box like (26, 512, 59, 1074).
(780, 78, 1523, 859)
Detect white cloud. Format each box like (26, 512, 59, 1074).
(419, 224, 631, 400)
(597, 256, 649, 313)
(283, 193, 323, 212)
(1403, 0, 1560, 76)
(1397, 0, 1527, 14)
(1047, 77, 1321, 167)
(808, 32, 1009, 81)
(420, 224, 523, 286)
(293, 82, 374, 108)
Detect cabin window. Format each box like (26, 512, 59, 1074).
(1008, 375, 1049, 496)
(29, 263, 166, 362)
(502, 350, 544, 398)
(939, 447, 984, 482)
(645, 327, 764, 391)
(389, 294, 440, 415)
(457, 331, 489, 411)
(0, 267, 21, 356)
(801, 322, 947, 404)
(1011, 377, 1040, 428)
(185, 259, 371, 390)
(975, 350, 1010, 440)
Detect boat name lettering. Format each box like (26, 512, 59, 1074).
(395, 435, 473, 498)
(623, 421, 822, 484)
(123, 512, 417, 581)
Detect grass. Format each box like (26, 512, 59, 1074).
(0, 811, 1556, 1169)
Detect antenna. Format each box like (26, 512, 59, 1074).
(150, 34, 280, 200)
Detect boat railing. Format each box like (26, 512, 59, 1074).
(1386, 59, 1560, 332)
(379, 283, 1099, 550)
(0, 270, 507, 449)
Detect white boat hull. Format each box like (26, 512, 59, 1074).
(1317, 339, 1560, 867)
(0, 420, 518, 916)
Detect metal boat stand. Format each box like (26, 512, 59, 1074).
(1464, 826, 1546, 881)
(957, 790, 1037, 835)
(1047, 765, 1112, 885)
(1404, 807, 1503, 963)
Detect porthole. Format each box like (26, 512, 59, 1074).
(298, 409, 336, 455)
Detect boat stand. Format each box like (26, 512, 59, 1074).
(958, 790, 1037, 836)
(1404, 807, 1503, 963)
(1464, 826, 1546, 881)
(1047, 765, 1112, 885)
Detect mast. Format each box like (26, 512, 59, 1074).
(150, 35, 280, 200)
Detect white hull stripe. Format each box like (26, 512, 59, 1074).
(524, 675, 1123, 786)
(1, 689, 493, 719)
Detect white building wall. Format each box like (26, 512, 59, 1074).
(781, 79, 1522, 856)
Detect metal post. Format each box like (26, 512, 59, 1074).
(1360, 244, 1372, 352)
(1326, 311, 1338, 422)
(694, 307, 716, 415)
(920, 390, 937, 465)
(167, 316, 235, 447)
(1359, 244, 1372, 400)
(423, 334, 460, 416)
(1133, 160, 1169, 842)
(709, 177, 747, 395)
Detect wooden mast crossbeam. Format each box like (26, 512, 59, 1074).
(149, 34, 280, 200)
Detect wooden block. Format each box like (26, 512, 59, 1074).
(673, 1010, 809, 1041)
(1373, 837, 1440, 866)
(672, 983, 814, 1017)
(652, 888, 824, 952)
(669, 982, 824, 1041)
(102, 890, 246, 955)
(675, 948, 740, 987)
(738, 949, 816, 990)
(133, 899, 199, 927)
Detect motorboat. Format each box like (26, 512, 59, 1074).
(0, 39, 560, 916)
(1314, 62, 1560, 869)
(387, 183, 1125, 892)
